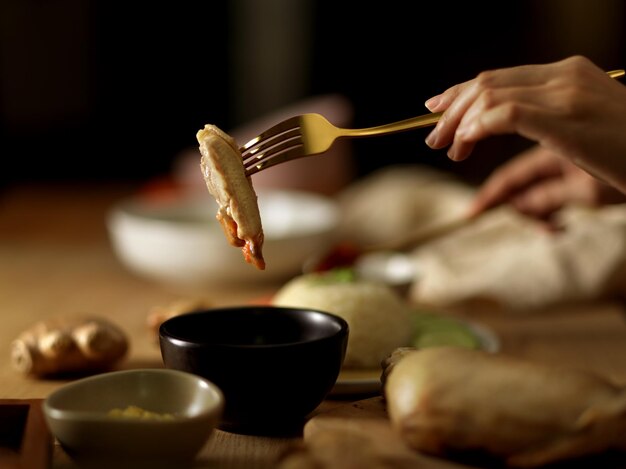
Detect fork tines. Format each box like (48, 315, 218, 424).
(241, 128, 301, 164)
(240, 116, 304, 174)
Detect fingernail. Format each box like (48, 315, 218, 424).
(425, 128, 438, 147)
(425, 95, 441, 111)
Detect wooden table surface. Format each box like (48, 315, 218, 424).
(2, 182, 626, 468)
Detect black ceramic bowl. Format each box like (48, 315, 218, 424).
(159, 306, 349, 434)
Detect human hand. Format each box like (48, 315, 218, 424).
(467, 145, 626, 221)
(424, 56, 626, 194)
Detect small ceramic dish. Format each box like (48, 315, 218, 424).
(43, 369, 223, 467)
(159, 306, 349, 435)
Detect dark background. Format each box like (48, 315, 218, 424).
(1, 0, 624, 188)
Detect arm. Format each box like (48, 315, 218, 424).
(425, 56, 626, 195)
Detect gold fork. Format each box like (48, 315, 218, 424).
(241, 69, 625, 176)
(241, 111, 442, 176)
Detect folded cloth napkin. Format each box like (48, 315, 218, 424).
(410, 204, 626, 310)
(337, 165, 626, 311)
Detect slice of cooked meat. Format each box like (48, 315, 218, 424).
(197, 124, 265, 270)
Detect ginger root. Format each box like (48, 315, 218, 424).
(11, 315, 129, 377)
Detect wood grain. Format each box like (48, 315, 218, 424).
(3, 184, 626, 468)
(302, 396, 626, 469)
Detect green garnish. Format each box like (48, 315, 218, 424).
(410, 310, 481, 350)
(308, 268, 357, 285)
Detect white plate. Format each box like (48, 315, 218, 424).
(329, 320, 500, 396)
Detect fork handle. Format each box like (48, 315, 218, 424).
(343, 112, 442, 138)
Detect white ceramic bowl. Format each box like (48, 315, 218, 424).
(106, 189, 340, 285)
(43, 369, 223, 466)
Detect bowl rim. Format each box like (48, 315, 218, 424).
(43, 368, 224, 424)
(106, 189, 340, 240)
(159, 305, 349, 349)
